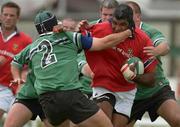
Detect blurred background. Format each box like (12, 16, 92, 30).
(1, 0, 180, 126)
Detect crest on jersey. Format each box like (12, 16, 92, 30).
(13, 43, 19, 51)
(127, 49, 133, 57)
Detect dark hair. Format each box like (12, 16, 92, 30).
(125, 1, 141, 14)
(113, 4, 135, 29)
(1, 2, 21, 16)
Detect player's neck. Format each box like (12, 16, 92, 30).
(1, 26, 16, 39)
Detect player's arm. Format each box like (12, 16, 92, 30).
(132, 70, 156, 87)
(143, 30, 170, 59)
(11, 45, 31, 85)
(11, 63, 23, 86)
(143, 43, 169, 59)
(121, 37, 158, 87)
(81, 29, 131, 51)
(133, 37, 159, 87)
(155, 42, 170, 56)
(121, 59, 157, 87)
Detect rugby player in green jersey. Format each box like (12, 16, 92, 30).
(125, 1, 180, 127)
(61, 18, 93, 99)
(4, 45, 55, 127)
(9, 10, 132, 127)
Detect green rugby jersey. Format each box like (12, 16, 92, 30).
(12, 45, 38, 99)
(77, 51, 92, 94)
(135, 22, 170, 100)
(17, 72, 38, 99)
(28, 32, 84, 95)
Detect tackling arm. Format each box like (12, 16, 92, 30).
(132, 72, 156, 87)
(90, 29, 131, 51)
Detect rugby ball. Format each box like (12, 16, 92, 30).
(127, 57, 144, 75)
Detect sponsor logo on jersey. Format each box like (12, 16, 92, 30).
(112, 47, 133, 58)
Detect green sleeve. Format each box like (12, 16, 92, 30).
(12, 44, 31, 68)
(64, 31, 83, 50)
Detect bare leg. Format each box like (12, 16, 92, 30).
(77, 109, 113, 127)
(126, 120, 136, 127)
(157, 99, 180, 127)
(97, 101, 113, 119)
(58, 120, 70, 127)
(42, 119, 71, 127)
(4, 103, 33, 127)
(112, 113, 129, 127)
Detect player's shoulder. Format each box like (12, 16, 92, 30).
(18, 31, 31, 38)
(18, 31, 32, 43)
(141, 22, 163, 34)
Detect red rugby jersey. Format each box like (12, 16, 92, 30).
(85, 21, 157, 92)
(0, 30, 32, 93)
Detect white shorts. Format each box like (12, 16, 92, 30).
(0, 85, 15, 112)
(92, 87, 136, 117)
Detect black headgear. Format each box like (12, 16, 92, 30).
(34, 11, 58, 34)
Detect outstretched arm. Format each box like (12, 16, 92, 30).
(10, 45, 31, 89)
(90, 29, 131, 51)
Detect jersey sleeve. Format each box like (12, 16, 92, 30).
(65, 31, 93, 50)
(150, 30, 166, 47)
(65, 31, 82, 50)
(11, 44, 31, 69)
(142, 24, 166, 47)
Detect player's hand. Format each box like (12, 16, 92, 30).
(9, 78, 25, 87)
(143, 46, 157, 60)
(125, 29, 133, 38)
(76, 20, 92, 32)
(120, 63, 136, 81)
